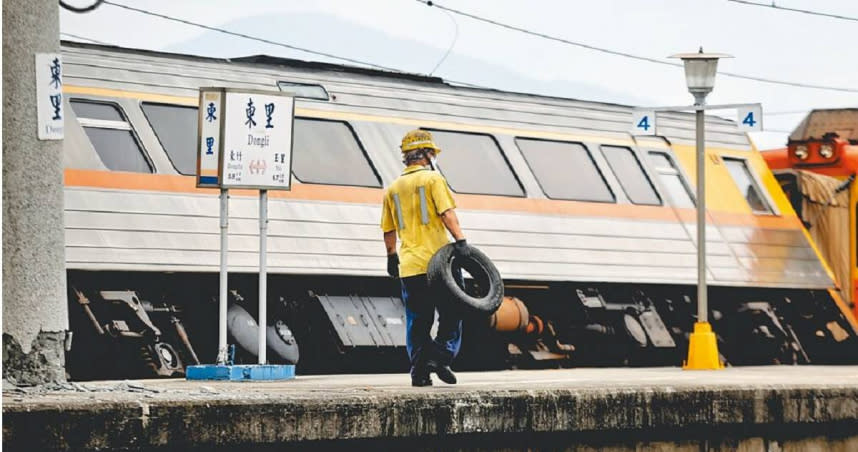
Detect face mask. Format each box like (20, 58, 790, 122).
(429, 156, 439, 171)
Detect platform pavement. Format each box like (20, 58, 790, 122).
(3, 366, 858, 451)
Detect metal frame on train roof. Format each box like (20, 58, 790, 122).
(232, 55, 446, 84)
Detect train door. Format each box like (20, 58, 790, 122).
(773, 170, 853, 315)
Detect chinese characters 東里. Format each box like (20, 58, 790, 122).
(49, 57, 62, 120)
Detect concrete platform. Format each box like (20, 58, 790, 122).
(4, 366, 858, 451)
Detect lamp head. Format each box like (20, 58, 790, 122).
(669, 47, 732, 104)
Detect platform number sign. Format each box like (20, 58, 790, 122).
(737, 105, 762, 132)
(631, 109, 657, 136)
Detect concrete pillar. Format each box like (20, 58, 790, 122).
(2, 0, 68, 385)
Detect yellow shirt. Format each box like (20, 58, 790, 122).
(381, 165, 457, 277)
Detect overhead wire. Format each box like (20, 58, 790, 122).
(100, 1, 488, 89)
(415, 0, 858, 93)
(102, 0, 401, 72)
(726, 0, 858, 23)
(75, 0, 858, 103)
(766, 110, 810, 116)
(60, 6, 812, 136)
(429, 8, 459, 75)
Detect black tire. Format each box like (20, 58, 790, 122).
(427, 243, 504, 316)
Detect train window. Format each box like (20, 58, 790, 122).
(292, 118, 381, 187)
(515, 138, 613, 202)
(70, 99, 152, 173)
(141, 103, 198, 175)
(277, 81, 330, 101)
(774, 173, 802, 218)
(600, 146, 660, 205)
(69, 101, 124, 121)
(427, 130, 524, 197)
(647, 152, 695, 208)
(722, 157, 773, 214)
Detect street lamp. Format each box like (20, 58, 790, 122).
(669, 48, 732, 370)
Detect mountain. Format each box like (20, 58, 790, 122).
(166, 12, 653, 106)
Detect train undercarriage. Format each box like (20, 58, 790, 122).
(65, 270, 858, 380)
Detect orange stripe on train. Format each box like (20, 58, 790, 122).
(64, 168, 802, 229)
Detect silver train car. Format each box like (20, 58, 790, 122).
(60, 42, 858, 378)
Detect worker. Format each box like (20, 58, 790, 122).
(381, 129, 470, 387)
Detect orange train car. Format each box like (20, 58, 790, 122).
(762, 109, 858, 320)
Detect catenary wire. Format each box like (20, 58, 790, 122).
(429, 8, 459, 75)
(100, 1, 487, 89)
(102, 1, 402, 72)
(71, 0, 857, 106)
(416, 0, 858, 93)
(101, 0, 857, 94)
(766, 110, 810, 116)
(726, 0, 858, 23)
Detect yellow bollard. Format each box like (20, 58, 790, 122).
(683, 322, 724, 370)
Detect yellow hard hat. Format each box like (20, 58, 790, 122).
(400, 129, 441, 154)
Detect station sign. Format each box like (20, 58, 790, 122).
(196, 88, 295, 190)
(35, 53, 64, 140)
(197, 89, 222, 187)
(631, 109, 657, 136)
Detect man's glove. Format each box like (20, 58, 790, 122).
(387, 253, 400, 278)
(453, 239, 471, 259)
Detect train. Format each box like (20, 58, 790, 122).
(762, 109, 858, 320)
(59, 41, 858, 379)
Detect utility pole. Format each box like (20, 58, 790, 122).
(2, 0, 69, 384)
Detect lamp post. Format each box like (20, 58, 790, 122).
(669, 48, 731, 370)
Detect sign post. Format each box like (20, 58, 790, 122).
(217, 188, 228, 365)
(258, 189, 268, 365)
(187, 88, 295, 381)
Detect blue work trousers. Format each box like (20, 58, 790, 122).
(400, 273, 463, 377)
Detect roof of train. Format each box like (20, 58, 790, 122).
(789, 108, 858, 143)
(61, 40, 646, 108)
(60, 41, 751, 150)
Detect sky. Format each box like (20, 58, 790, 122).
(59, 0, 858, 149)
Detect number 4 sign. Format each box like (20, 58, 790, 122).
(737, 105, 762, 132)
(631, 109, 657, 136)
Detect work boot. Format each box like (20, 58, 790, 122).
(411, 364, 432, 387)
(426, 360, 457, 384)
(411, 374, 433, 387)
